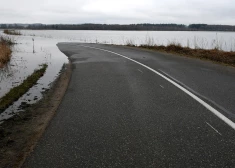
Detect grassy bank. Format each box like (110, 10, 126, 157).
(138, 44, 235, 66)
(3, 29, 21, 36)
(0, 64, 48, 112)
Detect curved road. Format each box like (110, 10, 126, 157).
(24, 43, 235, 167)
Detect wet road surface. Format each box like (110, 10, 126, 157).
(23, 43, 235, 167)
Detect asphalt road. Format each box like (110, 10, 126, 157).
(24, 43, 235, 167)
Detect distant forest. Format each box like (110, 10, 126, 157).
(0, 23, 235, 31)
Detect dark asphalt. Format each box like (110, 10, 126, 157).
(24, 43, 235, 167)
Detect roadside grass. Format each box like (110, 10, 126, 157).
(0, 36, 15, 67)
(125, 39, 136, 47)
(139, 43, 235, 66)
(3, 29, 22, 36)
(0, 64, 48, 112)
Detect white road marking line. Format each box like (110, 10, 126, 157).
(158, 69, 179, 82)
(158, 69, 235, 118)
(201, 68, 213, 72)
(79, 45, 235, 130)
(160, 85, 164, 88)
(205, 122, 222, 136)
(138, 69, 143, 73)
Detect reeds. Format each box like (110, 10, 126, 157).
(125, 39, 135, 47)
(0, 36, 14, 67)
(3, 29, 21, 36)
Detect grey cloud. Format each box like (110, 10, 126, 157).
(0, 0, 234, 24)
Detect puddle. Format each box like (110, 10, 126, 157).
(0, 32, 68, 122)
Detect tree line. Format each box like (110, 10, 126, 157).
(0, 23, 235, 31)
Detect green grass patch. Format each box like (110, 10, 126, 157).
(0, 64, 48, 112)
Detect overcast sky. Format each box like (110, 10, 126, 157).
(0, 0, 234, 25)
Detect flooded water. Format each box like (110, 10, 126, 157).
(0, 31, 68, 122)
(21, 30, 235, 51)
(0, 29, 235, 122)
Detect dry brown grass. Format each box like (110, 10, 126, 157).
(139, 44, 235, 66)
(0, 42, 12, 67)
(0, 35, 15, 67)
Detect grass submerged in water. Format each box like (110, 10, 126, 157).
(0, 64, 48, 112)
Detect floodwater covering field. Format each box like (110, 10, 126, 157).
(22, 30, 235, 51)
(0, 31, 68, 122)
(0, 30, 235, 122)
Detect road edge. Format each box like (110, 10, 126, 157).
(19, 61, 72, 167)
